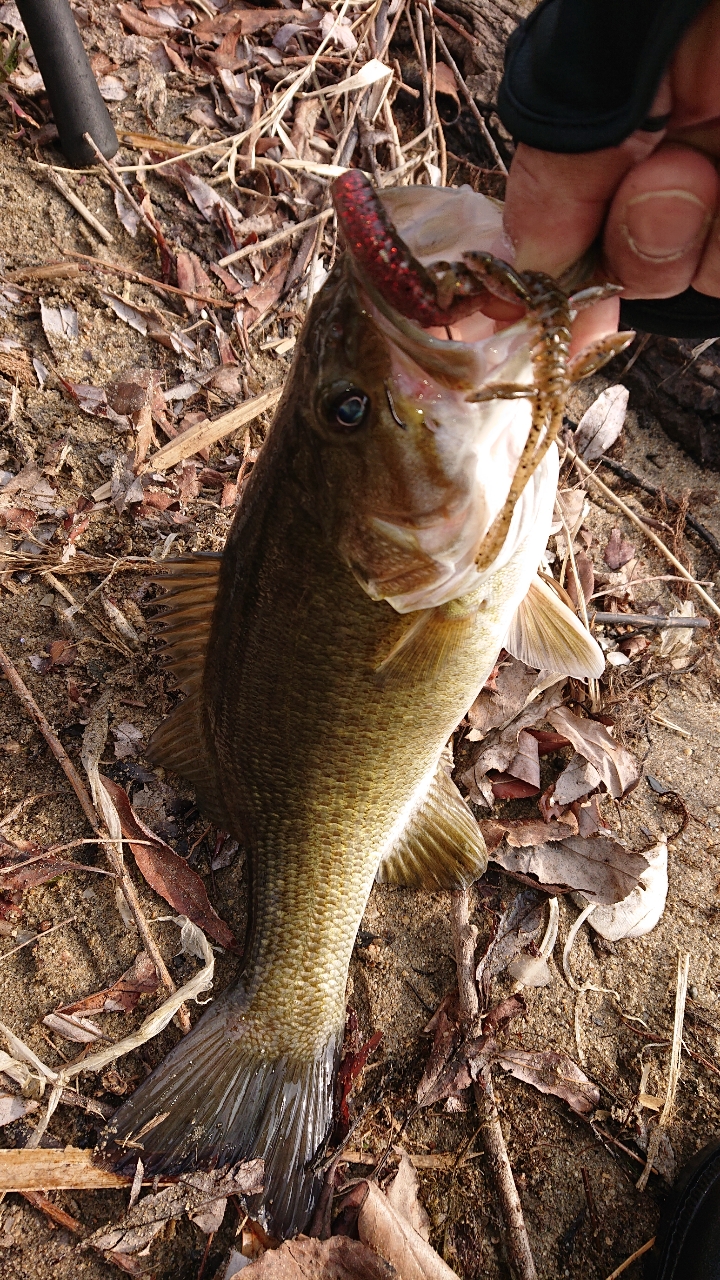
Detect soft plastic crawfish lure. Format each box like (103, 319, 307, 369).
(331, 170, 634, 573)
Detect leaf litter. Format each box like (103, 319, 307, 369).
(0, 0, 719, 1273)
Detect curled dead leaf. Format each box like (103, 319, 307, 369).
(491, 833, 649, 905)
(489, 1046, 600, 1115)
(100, 777, 240, 952)
(548, 707, 639, 799)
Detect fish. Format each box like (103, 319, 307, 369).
(99, 177, 612, 1238)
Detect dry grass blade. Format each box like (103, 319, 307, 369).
(636, 952, 691, 1191)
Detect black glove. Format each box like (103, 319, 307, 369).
(497, 0, 720, 338)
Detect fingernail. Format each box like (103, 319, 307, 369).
(623, 190, 710, 262)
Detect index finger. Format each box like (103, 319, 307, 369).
(504, 139, 662, 276)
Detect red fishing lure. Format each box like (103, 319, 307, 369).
(331, 169, 488, 327)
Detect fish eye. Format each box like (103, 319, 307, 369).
(329, 389, 370, 433)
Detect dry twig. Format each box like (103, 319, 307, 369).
(450, 889, 538, 1280)
(40, 167, 115, 244)
(568, 448, 720, 620)
(0, 642, 187, 1030)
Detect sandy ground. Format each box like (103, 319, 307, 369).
(1, 26, 720, 1280)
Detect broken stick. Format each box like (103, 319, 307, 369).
(450, 888, 538, 1280)
(0, 641, 188, 1031)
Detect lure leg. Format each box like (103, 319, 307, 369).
(466, 382, 536, 404)
(567, 331, 635, 381)
(568, 283, 624, 312)
(462, 251, 534, 307)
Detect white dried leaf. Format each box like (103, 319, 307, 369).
(507, 955, 552, 987)
(574, 385, 629, 461)
(114, 186, 140, 236)
(659, 600, 696, 661)
(115, 883, 136, 930)
(573, 838, 668, 940)
(553, 753, 602, 805)
(100, 291, 147, 335)
(0, 1093, 38, 1126)
(98, 75, 127, 101)
(40, 298, 78, 342)
(43, 1012, 104, 1044)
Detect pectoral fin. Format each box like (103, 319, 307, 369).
(505, 575, 605, 679)
(375, 601, 476, 686)
(377, 756, 487, 890)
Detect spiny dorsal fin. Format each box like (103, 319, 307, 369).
(147, 554, 229, 829)
(504, 574, 605, 679)
(377, 754, 487, 890)
(152, 553, 222, 694)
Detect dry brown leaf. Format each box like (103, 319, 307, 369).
(0, 846, 95, 893)
(83, 1163, 263, 1257)
(358, 1181, 459, 1280)
(547, 707, 639, 799)
(565, 548, 594, 608)
(57, 951, 159, 1017)
(490, 1047, 600, 1115)
(477, 889, 545, 984)
(100, 777, 240, 952)
(461, 683, 566, 802)
(604, 526, 636, 570)
(466, 656, 538, 735)
(239, 1236, 394, 1280)
(553, 752, 602, 805)
(434, 62, 460, 112)
(506, 728, 540, 788)
(491, 833, 649, 905)
(385, 1151, 430, 1241)
(482, 815, 578, 848)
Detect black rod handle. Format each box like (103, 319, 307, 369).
(15, 0, 118, 166)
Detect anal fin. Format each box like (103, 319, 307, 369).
(377, 755, 487, 890)
(505, 574, 605, 679)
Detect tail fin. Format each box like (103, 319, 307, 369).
(98, 996, 339, 1240)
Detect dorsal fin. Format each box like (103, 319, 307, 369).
(504, 574, 605, 679)
(147, 554, 230, 829)
(152, 553, 223, 693)
(377, 754, 487, 890)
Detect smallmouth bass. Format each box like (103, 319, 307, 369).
(101, 181, 607, 1237)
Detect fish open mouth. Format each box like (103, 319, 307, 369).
(331, 171, 632, 578)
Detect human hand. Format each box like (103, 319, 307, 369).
(500, 0, 720, 346)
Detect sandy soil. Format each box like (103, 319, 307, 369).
(1, 11, 720, 1280)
